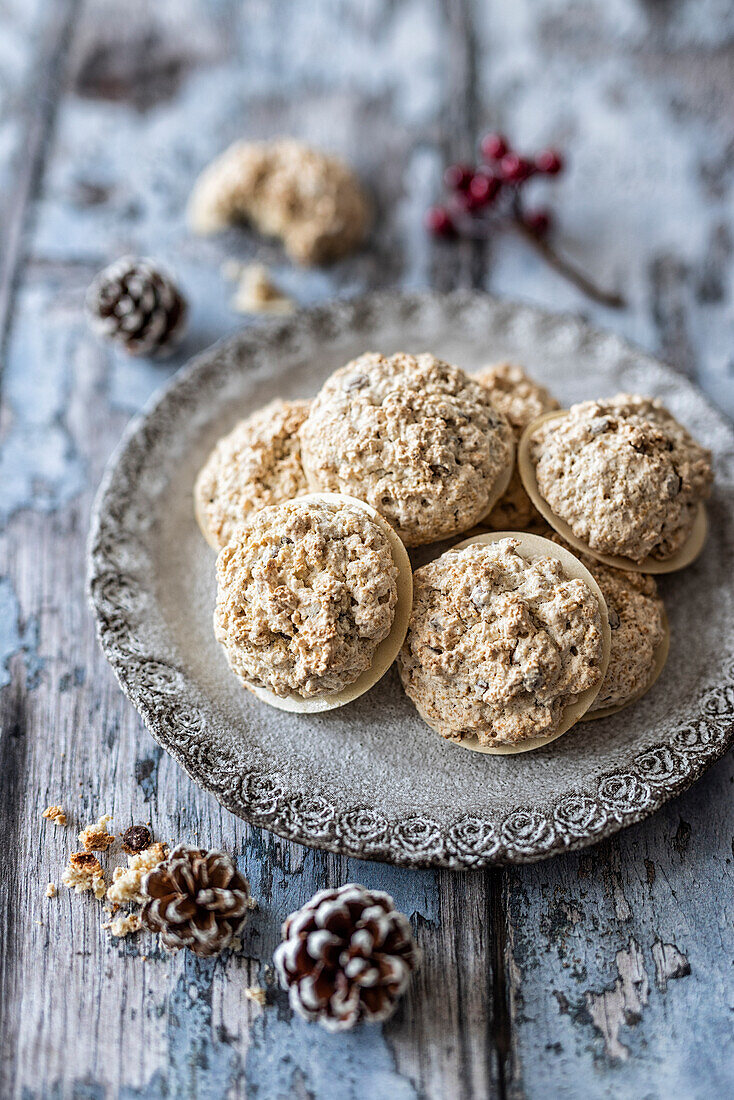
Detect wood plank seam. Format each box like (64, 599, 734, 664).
(0, 0, 82, 377)
(434, 2, 514, 1089)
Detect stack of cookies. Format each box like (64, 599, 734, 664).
(194, 350, 713, 755)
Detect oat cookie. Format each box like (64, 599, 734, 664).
(214, 497, 399, 698)
(188, 139, 370, 265)
(398, 537, 604, 745)
(475, 362, 560, 530)
(300, 353, 515, 547)
(485, 474, 548, 533)
(195, 399, 310, 550)
(528, 394, 713, 561)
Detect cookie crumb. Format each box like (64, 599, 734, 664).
(475, 361, 559, 435)
(79, 813, 115, 852)
(107, 842, 169, 906)
(121, 824, 153, 855)
(103, 912, 142, 938)
(42, 805, 67, 826)
(245, 986, 267, 1007)
(225, 262, 294, 315)
(62, 852, 107, 899)
(45, 883, 57, 899)
(475, 362, 560, 531)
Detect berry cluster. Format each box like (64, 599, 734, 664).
(425, 132, 563, 241)
(424, 132, 624, 308)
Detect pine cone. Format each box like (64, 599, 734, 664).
(273, 883, 419, 1031)
(140, 845, 252, 956)
(86, 256, 187, 357)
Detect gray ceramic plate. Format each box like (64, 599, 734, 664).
(88, 291, 734, 868)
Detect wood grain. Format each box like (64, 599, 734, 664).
(0, 1, 732, 1097)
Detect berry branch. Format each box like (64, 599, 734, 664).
(425, 133, 626, 310)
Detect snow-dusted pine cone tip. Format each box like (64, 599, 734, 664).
(273, 883, 420, 1032)
(85, 256, 187, 358)
(140, 845, 253, 956)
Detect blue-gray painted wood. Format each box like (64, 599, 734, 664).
(0, 1, 732, 1097)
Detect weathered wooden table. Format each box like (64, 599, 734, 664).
(1, 2, 732, 1097)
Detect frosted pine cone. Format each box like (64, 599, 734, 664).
(274, 883, 419, 1031)
(140, 845, 253, 956)
(86, 256, 187, 357)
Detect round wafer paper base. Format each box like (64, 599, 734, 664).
(244, 493, 413, 713)
(412, 530, 612, 755)
(518, 410, 708, 574)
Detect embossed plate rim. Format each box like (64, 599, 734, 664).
(87, 290, 734, 868)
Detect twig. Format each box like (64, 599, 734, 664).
(511, 212, 626, 310)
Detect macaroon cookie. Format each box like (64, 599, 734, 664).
(195, 398, 310, 550)
(214, 494, 412, 712)
(188, 138, 370, 265)
(398, 532, 610, 753)
(474, 361, 560, 530)
(300, 352, 515, 547)
(520, 395, 712, 571)
(540, 531, 670, 718)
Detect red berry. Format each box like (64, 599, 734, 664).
(480, 132, 509, 161)
(424, 205, 455, 237)
(535, 149, 563, 175)
(524, 209, 552, 236)
(449, 190, 476, 214)
(468, 171, 500, 205)
(443, 163, 474, 191)
(500, 153, 534, 183)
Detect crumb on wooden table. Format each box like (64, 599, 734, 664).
(42, 805, 67, 826)
(79, 812, 115, 852)
(62, 852, 107, 899)
(45, 883, 57, 899)
(223, 262, 294, 315)
(103, 912, 142, 938)
(245, 986, 267, 1007)
(107, 842, 168, 906)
